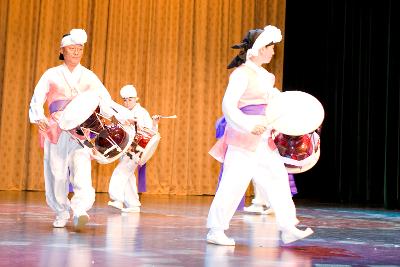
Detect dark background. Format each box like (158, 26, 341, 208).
(283, 0, 400, 208)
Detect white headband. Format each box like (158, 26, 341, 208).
(60, 29, 87, 47)
(246, 25, 282, 59)
(120, 85, 138, 98)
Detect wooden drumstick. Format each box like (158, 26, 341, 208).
(157, 115, 177, 119)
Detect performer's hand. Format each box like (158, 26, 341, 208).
(251, 125, 267, 135)
(152, 115, 161, 126)
(152, 115, 161, 122)
(37, 119, 49, 132)
(126, 118, 138, 126)
(131, 151, 141, 165)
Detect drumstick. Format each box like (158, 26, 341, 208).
(158, 115, 177, 119)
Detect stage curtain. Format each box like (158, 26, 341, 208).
(284, 0, 400, 209)
(0, 0, 286, 195)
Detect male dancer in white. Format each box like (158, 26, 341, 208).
(29, 29, 124, 229)
(108, 85, 160, 212)
(207, 25, 313, 246)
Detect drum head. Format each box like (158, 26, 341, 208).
(59, 90, 100, 130)
(138, 133, 161, 165)
(266, 91, 324, 136)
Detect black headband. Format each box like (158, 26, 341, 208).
(227, 29, 264, 69)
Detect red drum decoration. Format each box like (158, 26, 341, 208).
(130, 127, 161, 165)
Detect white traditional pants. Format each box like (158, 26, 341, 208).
(108, 154, 141, 208)
(251, 179, 270, 206)
(207, 139, 298, 231)
(43, 131, 95, 217)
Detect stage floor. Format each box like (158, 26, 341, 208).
(0, 191, 399, 266)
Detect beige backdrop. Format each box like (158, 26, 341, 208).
(0, 0, 286, 195)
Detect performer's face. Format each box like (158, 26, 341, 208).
(259, 44, 275, 64)
(60, 44, 84, 66)
(123, 97, 137, 110)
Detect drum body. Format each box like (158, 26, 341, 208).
(273, 130, 321, 173)
(266, 91, 324, 173)
(95, 124, 131, 159)
(59, 90, 135, 164)
(131, 127, 161, 165)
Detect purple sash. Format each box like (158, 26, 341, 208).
(215, 104, 266, 138)
(49, 99, 70, 114)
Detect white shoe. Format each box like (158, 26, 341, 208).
(53, 212, 70, 228)
(206, 229, 235, 246)
(281, 227, 313, 244)
(108, 200, 123, 210)
(73, 212, 89, 230)
(243, 204, 264, 213)
(243, 204, 273, 214)
(121, 206, 140, 213)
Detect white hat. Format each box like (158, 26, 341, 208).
(246, 25, 282, 59)
(120, 85, 138, 98)
(60, 29, 87, 47)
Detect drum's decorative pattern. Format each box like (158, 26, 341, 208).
(274, 133, 314, 162)
(273, 130, 321, 174)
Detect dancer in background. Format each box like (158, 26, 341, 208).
(108, 85, 160, 212)
(244, 174, 297, 214)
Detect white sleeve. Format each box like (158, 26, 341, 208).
(87, 72, 131, 121)
(268, 87, 282, 102)
(222, 69, 255, 133)
(138, 108, 153, 129)
(110, 102, 134, 122)
(89, 71, 113, 102)
(29, 71, 50, 123)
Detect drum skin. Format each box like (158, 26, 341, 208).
(58, 89, 100, 131)
(266, 91, 324, 136)
(95, 125, 129, 158)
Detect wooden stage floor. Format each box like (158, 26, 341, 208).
(0, 191, 399, 266)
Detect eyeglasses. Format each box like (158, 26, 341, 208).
(123, 98, 137, 101)
(66, 46, 84, 53)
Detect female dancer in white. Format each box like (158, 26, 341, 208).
(207, 25, 313, 246)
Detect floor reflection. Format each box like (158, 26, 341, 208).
(0, 191, 399, 266)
